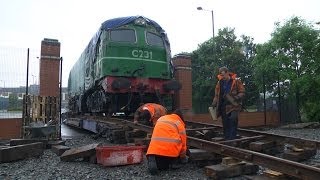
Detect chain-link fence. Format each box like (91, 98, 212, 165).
(0, 47, 40, 119)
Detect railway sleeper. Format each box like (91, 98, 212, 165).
(205, 162, 259, 179)
(244, 169, 290, 180)
(64, 116, 320, 179)
(283, 147, 317, 162)
(249, 141, 276, 152)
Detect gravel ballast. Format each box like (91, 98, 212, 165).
(1, 126, 319, 179)
(0, 136, 206, 180)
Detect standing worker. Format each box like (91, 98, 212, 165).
(146, 109, 188, 175)
(211, 67, 245, 140)
(133, 103, 167, 126)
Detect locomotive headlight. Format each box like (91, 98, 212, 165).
(134, 18, 147, 26)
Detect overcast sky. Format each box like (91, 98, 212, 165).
(0, 0, 319, 87)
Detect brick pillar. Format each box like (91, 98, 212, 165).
(172, 54, 192, 111)
(39, 38, 61, 97)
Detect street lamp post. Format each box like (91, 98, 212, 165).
(31, 75, 35, 85)
(197, 6, 214, 40)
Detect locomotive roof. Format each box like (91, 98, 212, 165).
(101, 16, 165, 33)
(84, 16, 170, 57)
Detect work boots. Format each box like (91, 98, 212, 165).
(147, 155, 158, 175)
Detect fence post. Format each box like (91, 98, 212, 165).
(277, 69, 282, 124)
(263, 74, 266, 125)
(59, 57, 63, 140)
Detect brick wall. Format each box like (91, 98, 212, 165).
(0, 119, 22, 140)
(39, 38, 61, 97)
(172, 54, 192, 111)
(191, 112, 280, 127)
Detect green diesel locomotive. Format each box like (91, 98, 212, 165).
(68, 16, 180, 115)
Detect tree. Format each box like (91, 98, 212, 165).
(253, 16, 320, 122)
(191, 27, 258, 113)
(239, 35, 259, 107)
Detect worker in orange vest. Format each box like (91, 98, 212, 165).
(212, 67, 245, 140)
(133, 103, 167, 126)
(146, 109, 188, 175)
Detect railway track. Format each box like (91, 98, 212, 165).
(64, 114, 320, 179)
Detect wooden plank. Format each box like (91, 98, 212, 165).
(0, 142, 44, 163)
(41, 96, 46, 121)
(188, 136, 320, 179)
(189, 149, 221, 161)
(221, 157, 245, 166)
(249, 141, 276, 152)
(31, 95, 36, 120)
(205, 163, 259, 179)
(47, 140, 65, 148)
(60, 143, 101, 162)
(21, 95, 59, 139)
(10, 139, 48, 148)
(51, 145, 70, 156)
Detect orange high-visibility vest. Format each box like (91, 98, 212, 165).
(140, 103, 167, 125)
(147, 114, 187, 158)
(213, 73, 245, 116)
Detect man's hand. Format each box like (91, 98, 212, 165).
(234, 95, 240, 100)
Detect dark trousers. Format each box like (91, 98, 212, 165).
(147, 155, 178, 171)
(221, 111, 238, 140)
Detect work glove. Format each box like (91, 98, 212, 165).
(180, 156, 189, 164)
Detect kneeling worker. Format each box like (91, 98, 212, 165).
(133, 103, 167, 126)
(146, 109, 188, 175)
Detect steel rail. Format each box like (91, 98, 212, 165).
(188, 136, 320, 180)
(186, 121, 320, 149)
(68, 115, 320, 179)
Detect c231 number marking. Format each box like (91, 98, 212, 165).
(131, 50, 153, 59)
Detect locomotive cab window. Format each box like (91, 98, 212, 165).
(146, 32, 164, 47)
(110, 29, 136, 43)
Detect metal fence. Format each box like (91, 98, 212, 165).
(192, 76, 301, 125)
(0, 47, 40, 119)
(0, 47, 301, 124)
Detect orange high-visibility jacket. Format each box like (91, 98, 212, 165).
(213, 73, 245, 116)
(146, 114, 187, 158)
(134, 103, 167, 125)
